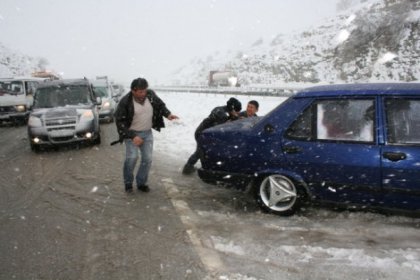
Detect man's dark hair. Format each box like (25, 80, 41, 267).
(226, 97, 242, 112)
(131, 77, 148, 90)
(249, 100, 259, 110)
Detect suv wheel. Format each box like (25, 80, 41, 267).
(256, 174, 301, 216)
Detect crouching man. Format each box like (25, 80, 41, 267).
(182, 97, 242, 175)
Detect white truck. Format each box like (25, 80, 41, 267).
(208, 71, 239, 87)
(0, 77, 48, 125)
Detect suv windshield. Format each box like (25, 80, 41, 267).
(33, 85, 92, 108)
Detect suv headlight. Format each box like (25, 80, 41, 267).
(80, 110, 94, 122)
(15, 105, 26, 112)
(28, 116, 42, 127)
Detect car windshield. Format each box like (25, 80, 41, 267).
(0, 81, 24, 95)
(93, 86, 110, 98)
(33, 85, 92, 108)
(254, 97, 294, 125)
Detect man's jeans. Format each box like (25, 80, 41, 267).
(123, 130, 153, 187)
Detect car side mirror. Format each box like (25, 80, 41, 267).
(96, 96, 102, 105)
(264, 123, 275, 133)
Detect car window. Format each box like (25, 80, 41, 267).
(10, 81, 24, 94)
(93, 86, 109, 98)
(34, 85, 92, 108)
(286, 98, 375, 143)
(26, 81, 39, 95)
(0, 81, 25, 95)
(385, 98, 420, 145)
(0, 81, 10, 93)
(285, 104, 314, 140)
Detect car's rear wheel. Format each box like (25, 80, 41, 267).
(256, 174, 301, 216)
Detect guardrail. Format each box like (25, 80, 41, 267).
(154, 85, 302, 97)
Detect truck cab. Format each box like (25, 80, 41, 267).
(0, 77, 48, 125)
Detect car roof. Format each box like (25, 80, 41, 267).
(36, 78, 91, 89)
(295, 83, 420, 98)
(0, 77, 49, 82)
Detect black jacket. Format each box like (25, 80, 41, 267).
(194, 105, 234, 139)
(114, 89, 171, 141)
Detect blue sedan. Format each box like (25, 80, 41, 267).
(197, 83, 420, 216)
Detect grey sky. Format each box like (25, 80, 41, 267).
(0, 0, 340, 85)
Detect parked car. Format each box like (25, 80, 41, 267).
(197, 83, 420, 216)
(0, 77, 48, 125)
(27, 78, 101, 151)
(92, 79, 117, 122)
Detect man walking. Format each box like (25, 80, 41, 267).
(182, 97, 242, 175)
(114, 77, 178, 193)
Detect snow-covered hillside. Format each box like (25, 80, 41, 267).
(171, 0, 420, 86)
(0, 43, 48, 77)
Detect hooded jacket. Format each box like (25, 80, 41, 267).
(194, 105, 236, 139)
(114, 89, 171, 141)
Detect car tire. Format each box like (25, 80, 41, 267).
(93, 133, 101, 145)
(255, 174, 302, 216)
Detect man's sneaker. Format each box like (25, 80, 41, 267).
(137, 185, 150, 193)
(125, 184, 133, 193)
(182, 163, 195, 175)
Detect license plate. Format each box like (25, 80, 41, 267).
(49, 129, 74, 137)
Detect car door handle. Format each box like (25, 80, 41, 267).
(283, 146, 302, 154)
(383, 152, 407, 162)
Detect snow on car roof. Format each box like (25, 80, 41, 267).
(36, 78, 91, 88)
(296, 83, 420, 98)
(0, 76, 49, 82)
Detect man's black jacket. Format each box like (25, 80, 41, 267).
(194, 105, 233, 139)
(114, 89, 171, 142)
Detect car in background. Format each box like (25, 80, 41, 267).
(0, 77, 48, 125)
(111, 83, 125, 101)
(27, 78, 101, 151)
(197, 83, 420, 216)
(92, 79, 117, 123)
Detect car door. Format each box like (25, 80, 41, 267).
(282, 97, 382, 205)
(381, 97, 420, 210)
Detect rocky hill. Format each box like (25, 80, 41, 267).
(171, 0, 420, 86)
(0, 43, 48, 77)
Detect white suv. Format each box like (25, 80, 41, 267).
(28, 78, 101, 151)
